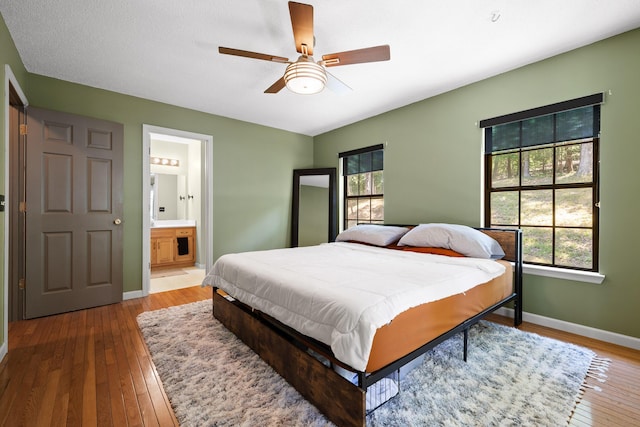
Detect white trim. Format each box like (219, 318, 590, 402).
(337, 158, 344, 232)
(524, 264, 605, 284)
(4, 65, 27, 105)
(123, 290, 144, 301)
(139, 125, 213, 298)
(495, 307, 640, 351)
(3, 65, 28, 363)
(479, 129, 486, 225)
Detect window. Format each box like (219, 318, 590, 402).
(481, 94, 602, 271)
(339, 144, 384, 229)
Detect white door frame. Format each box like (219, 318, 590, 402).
(140, 124, 213, 297)
(2, 65, 28, 361)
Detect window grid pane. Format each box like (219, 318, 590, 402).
(371, 197, 384, 221)
(490, 191, 519, 225)
(347, 175, 359, 196)
(491, 152, 520, 188)
(521, 226, 553, 265)
(346, 199, 358, 220)
(555, 188, 592, 227)
(521, 190, 553, 226)
(556, 142, 593, 184)
(359, 172, 372, 196)
(357, 198, 371, 221)
(555, 228, 592, 269)
(372, 170, 384, 195)
(522, 147, 553, 186)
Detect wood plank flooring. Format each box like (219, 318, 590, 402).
(1, 286, 638, 426)
(0, 286, 212, 427)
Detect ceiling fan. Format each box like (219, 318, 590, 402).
(218, 1, 390, 95)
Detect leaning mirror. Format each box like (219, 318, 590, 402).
(291, 168, 337, 247)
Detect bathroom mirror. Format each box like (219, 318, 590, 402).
(291, 168, 337, 247)
(150, 173, 187, 220)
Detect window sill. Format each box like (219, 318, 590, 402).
(522, 264, 605, 284)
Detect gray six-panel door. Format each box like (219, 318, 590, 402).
(25, 107, 124, 318)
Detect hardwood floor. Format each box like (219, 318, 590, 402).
(0, 285, 212, 427)
(1, 286, 638, 426)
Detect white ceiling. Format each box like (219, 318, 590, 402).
(2, 1, 640, 136)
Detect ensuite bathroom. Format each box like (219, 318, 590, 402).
(149, 135, 206, 293)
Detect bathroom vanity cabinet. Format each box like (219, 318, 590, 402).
(150, 226, 196, 269)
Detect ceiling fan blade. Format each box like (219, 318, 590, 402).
(219, 47, 288, 63)
(325, 70, 352, 95)
(288, 2, 314, 56)
(265, 77, 286, 94)
(322, 45, 390, 67)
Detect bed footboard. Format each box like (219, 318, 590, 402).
(213, 290, 366, 427)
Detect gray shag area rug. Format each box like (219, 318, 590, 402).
(137, 300, 603, 426)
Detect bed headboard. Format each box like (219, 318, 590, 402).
(477, 227, 523, 326)
(383, 224, 522, 264)
(476, 228, 522, 264)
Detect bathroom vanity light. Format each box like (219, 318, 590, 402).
(151, 157, 180, 167)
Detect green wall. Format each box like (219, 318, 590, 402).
(314, 28, 640, 339)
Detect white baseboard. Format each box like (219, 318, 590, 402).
(0, 340, 7, 363)
(123, 290, 144, 301)
(495, 307, 640, 351)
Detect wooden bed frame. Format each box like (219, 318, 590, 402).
(211, 228, 523, 426)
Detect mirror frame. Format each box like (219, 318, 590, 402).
(291, 168, 337, 247)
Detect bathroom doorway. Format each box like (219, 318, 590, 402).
(142, 125, 213, 296)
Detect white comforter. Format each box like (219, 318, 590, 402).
(203, 242, 506, 372)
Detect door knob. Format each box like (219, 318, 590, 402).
(114, 218, 122, 225)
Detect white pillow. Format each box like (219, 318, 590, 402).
(335, 224, 409, 247)
(397, 223, 505, 259)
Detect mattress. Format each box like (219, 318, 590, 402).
(203, 242, 511, 372)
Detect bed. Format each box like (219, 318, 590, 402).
(203, 223, 523, 426)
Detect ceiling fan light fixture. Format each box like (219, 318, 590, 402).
(284, 60, 327, 94)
